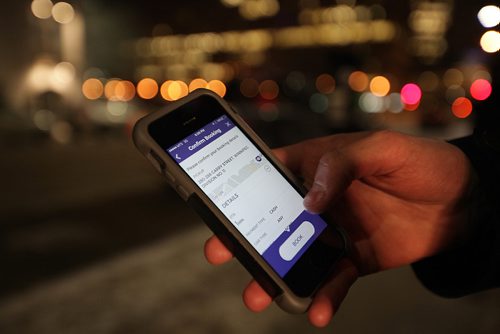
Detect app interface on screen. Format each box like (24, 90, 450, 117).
(167, 115, 327, 277)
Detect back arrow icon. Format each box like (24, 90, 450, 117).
(175, 154, 181, 160)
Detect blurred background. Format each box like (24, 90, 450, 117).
(0, 0, 499, 333)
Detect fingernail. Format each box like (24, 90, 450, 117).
(304, 184, 325, 212)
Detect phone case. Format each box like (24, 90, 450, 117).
(133, 89, 343, 313)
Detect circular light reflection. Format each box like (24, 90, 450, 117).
(285, 71, 306, 92)
(470, 79, 492, 101)
(167, 81, 189, 101)
(207, 80, 227, 98)
(386, 93, 404, 113)
(443, 68, 464, 87)
(309, 93, 329, 113)
(240, 78, 259, 98)
(105, 79, 121, 101)
(418, 71, 439, 92)
(477, 5, 500, 28)
(82, 78, 104, 100)
(369, 76, 390, 97)
(137, 78, 159, 99)
(480, 30, 500, 53)
(400, 83, 422, 105)
(52, 2, 75, 24)
(315, 74, 335, 94)
(451, 97, 473, 119)
(33, 109, 56, 131)
(359, 92, 384, 113)
(189, 78, 208, 92)
(31, 0, 53, 19)
(348, 71, 369, 92)
(115, 80, 136, 101)
(259, 80, 279, 100)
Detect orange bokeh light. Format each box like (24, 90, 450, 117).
(104, 79, 120, 101)
(115, 80, 136, 101)
(161, 80, 189, 101)
(451, 97, 473, 118)
(137, 78, 159, 99)
(259, 80, 279, 100)
(315, 73, 335, 94)
(189, 78, 208, 92)
(370, 76, 391, 97)
(348, 71, 369, 92)
(207, 80, 227, 98)
(82, 78, 103, 100)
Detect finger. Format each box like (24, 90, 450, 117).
(204, 235, 233, 265)
(308, 259, 358, 328)
(303, 131, 410, 213)
(242, 280, 273, 312)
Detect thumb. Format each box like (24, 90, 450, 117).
(303, 149, 356, 214)
(303, 131, 409, 213)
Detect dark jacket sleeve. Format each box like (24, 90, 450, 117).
(412, 130, 500, 297)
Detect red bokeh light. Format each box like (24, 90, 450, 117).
(470, 79, 492, 101)
(452, 97, 473, 118)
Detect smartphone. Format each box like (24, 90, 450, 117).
(133, 89, 347, 313)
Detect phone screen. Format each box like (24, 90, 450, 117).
(166, 114, 328, 277)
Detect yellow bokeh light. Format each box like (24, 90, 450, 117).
(52, 2, 75, 24)
(82, 78, 103, 100)
(137, 78, 159, 99)
(480, 30, 500, 53)
(348, 71, 369, 92)
(369, 76, 390, 97)
(207, 80, 227, 98)
(31, 0, 53, 19)
(189, 78, 208, 92)
(161, 81, 188, 101)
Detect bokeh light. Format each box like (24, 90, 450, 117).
(82, 78, 104, 100)
(451, 97, 473, 118)
(400, 83, 422, 105)
(418, 71, 439, 92)
(477, 5, 500, 28)
(443, 68, 464, 87)
(189, 78, 208, 92)
(31, 0, 53, 19)
(285, 71, 306, 93)
(470, 79, 492, 101)
(480, 30, 500, 53)
(104, 79, 121, 101)
(369, 76, 390, 97)
(51, 2, 75, 24)
(115, 80, 136, 101)
(165, 80, 189, 101)
(259, 80, 279, 100)
(137, 78, 159, 99)
(52, 62, 75, 85)
(386, 93, 404, 113)
(309, 93, 329, 113)
(359, 92, 384, 113)
(240, 78, 260, 98)
(315, 74, 336, 94)
(348, 71, 369, 92)
(207, 80, 227, 97)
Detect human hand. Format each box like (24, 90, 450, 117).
(204, 130, 472, 327)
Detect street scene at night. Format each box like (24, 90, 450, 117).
(0, 1, 499, 333)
